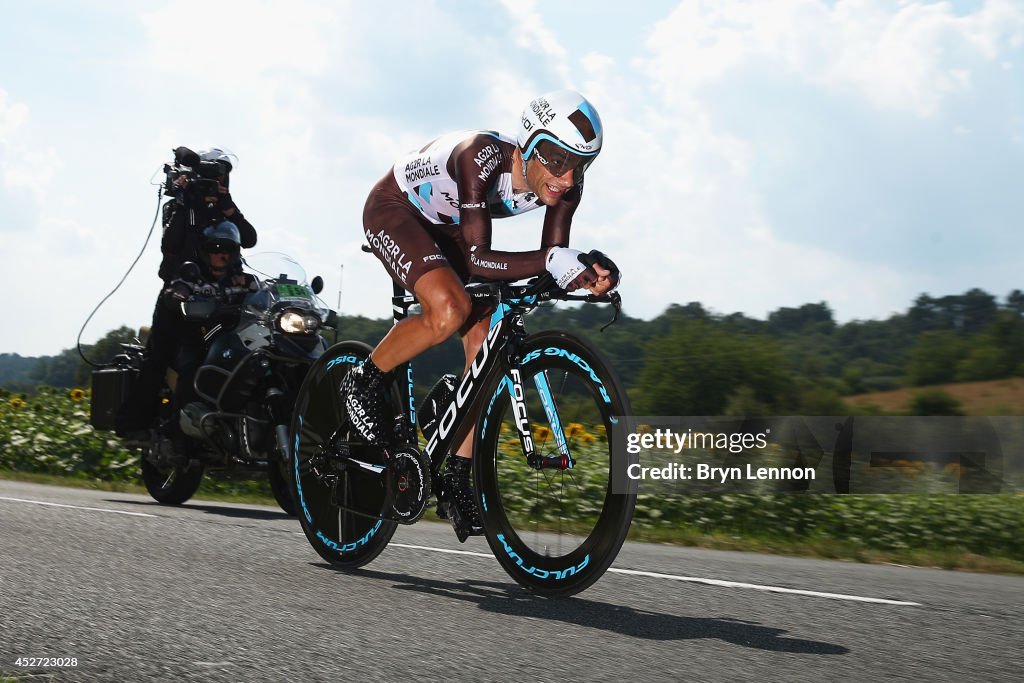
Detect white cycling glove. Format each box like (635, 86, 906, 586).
(546, 247, 622, 292)
(546, 247, 588, 291)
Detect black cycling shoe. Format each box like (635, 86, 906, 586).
(442, 456, 484, 543)
(339, 359, 388, 445)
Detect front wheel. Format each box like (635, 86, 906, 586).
(475, 331, 637, 597)
(290, 341, 400, 568)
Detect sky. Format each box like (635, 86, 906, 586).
(1, 0, 1023, 356)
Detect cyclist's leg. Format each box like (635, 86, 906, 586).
(441, 313, 491, 540)
(343, 175, 472, 443)
(370, 268, 471, 372)
(361, 174, 473, 373)
(453, 314, 491, 458)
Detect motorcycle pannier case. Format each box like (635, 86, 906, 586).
(89, 367, 138, 431)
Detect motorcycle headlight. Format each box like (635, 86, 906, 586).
(276, 309, 321, 335)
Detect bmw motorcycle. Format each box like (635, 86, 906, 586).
(91, 253, 335, 513)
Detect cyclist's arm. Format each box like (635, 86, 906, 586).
(540, 182, 581, 250)
(454, 137, 581, 280)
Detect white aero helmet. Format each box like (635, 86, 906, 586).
(517, 89, 603, 183)
(197, 147, 239, 173)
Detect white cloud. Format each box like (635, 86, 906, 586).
(499, 0, 571, 85)
(575, 0, 1024, 323)
(0, 91, 63, 211)
(141, 0, 339, 86)
(0, 89, 29, 141)
(641, 0, 1024, 118)
(2, 146, 61, 201)
(1, 1, 1022, 356)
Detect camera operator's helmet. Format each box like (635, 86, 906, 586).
(200, 220, 242, 269)
(517, 89, 603, 184)
(197, 147, 239, 174)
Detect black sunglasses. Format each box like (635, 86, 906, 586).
(205, 241, 236, 254)
(531, 138, 596, 184)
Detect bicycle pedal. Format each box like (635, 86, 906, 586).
(445, 504, 483, 544)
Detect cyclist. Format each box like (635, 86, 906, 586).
(341, 89, 621, 540)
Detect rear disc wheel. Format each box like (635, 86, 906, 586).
(290, 341, 400, 568)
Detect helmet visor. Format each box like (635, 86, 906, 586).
(532, 138, 596, 183)
(205, 240, 238, 254)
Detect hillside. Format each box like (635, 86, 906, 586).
(0, 353, 42, 387)
(848, 378, 1024, 416)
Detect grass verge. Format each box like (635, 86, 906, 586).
(0, 469, 280, 507)
(628, 524, 1024, 575)
(4, 469, 1022, 576)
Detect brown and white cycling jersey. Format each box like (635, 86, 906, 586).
(393, 130, 547, 224)
(365, 129, 582, 288)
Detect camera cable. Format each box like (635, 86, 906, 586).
(76, 185, 163, 368)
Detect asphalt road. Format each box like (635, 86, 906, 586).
(1, 480, 1021, 682)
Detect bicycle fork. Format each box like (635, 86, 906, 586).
(505, 357, 575, 472)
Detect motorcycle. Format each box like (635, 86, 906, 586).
(90, 253, 335, 513)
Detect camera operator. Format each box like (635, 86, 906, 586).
(116, 147, 257, 441)
(158, 147, 256, 280)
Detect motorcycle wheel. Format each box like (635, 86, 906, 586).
(268, 463, 297, 516)
(140, 443, 205, 505)
(242, 416, 298, 516)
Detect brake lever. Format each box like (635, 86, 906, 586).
(600, 292, 622, 332)
(525, 272, 556, 297)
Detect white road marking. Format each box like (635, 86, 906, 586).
(387, 540, 921, 606)
(608, 568, 921, 606)
(4, 493, 918, 605)
(390, 542, 493, 558)
(0, 496, 158, 518)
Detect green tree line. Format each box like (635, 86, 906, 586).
(4, 288, 1023, 415)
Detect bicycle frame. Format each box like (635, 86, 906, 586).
(387, 280, 568, 472)
(294, 270, 632, 593)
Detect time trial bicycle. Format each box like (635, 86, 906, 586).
(289, 272, 636, 596)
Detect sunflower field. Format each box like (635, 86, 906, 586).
(2, 386, 1022, 568)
